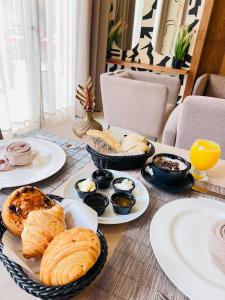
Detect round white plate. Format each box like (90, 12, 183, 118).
(63, 170, 149, 224)
(0, 138, 66, 188)
(150, 197, 225, 300)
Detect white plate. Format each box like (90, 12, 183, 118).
(63, 170, 149, 224)
(0, 138, 66, 188)
(150, 198, 225, 300)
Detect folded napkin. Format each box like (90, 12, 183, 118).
(5, 141, 33, 166)
(208, 220, 225, 273)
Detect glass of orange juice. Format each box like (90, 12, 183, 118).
(190, 139, 221, 181)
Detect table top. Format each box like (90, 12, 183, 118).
(1, 119, 225, 300)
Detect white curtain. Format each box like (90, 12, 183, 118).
(0, 0, 79, 136)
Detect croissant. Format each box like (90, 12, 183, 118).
(2, 186, 54, 236)
(40, 227, 101, 286)
(22, 205, 66, 259)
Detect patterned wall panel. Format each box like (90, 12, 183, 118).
(106, 0, 204, 99)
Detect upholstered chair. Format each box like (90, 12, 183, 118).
(162, 96, 225, 159)
(192, 73, 225, 99)
(100, 70, 180, 140)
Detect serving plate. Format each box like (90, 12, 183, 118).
(150, 198, 225, 300)
(0, 195, 108, 300)
(63, 170, 149, 224)
(0, 138, 66, 188)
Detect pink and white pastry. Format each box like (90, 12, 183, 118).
(5, 142, 33, 166)
(208, 220, 225, 273)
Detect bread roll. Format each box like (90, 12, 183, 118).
(2, 186, 55, 236)
(22, 205, 66, 259)
(40, 228, 101, 286)
(85, 130, 122, 154)
(122, 133, 148, 152)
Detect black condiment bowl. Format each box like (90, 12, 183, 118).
(112, 177, 135, 193)
(92, 169, 114, 189)
(152, 153, 191, 184)
(111, 192, 136, 215)
(83, 193, 109, 216)
(74, 179, 98, 199)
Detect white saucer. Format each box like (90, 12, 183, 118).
(63, 169, 149, 224)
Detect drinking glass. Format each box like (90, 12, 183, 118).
(190, 139, 221, 181)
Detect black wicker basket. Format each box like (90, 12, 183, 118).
(86, 142, 155, 170)
(0, 195, 108, 300)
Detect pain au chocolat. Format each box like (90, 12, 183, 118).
(2, 186, 55, 236)
(40, 227, 101, 286)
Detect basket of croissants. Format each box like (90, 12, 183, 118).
(84, 130, 155, 170)
(0, 186, 107, 300)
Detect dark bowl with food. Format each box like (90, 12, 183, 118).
(83, 193, 109, 216)
(74, 179, 98, 199)
(111, 192, 136, 215)
(151, 153, 191, 184)
(92, 169, 114, 189)
(112, 177, 135, 193)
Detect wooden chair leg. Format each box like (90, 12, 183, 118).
(0, 129, 3, 140)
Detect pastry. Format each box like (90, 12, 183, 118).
(121, 133, 148, 153)
(208, 220, 225, 273)
(22, 205, 66, 259)
(5, 141, 33, 166)
(84, 130, 122, 154)
(2, 186, 55, 236)
(40, 227, 101, 286)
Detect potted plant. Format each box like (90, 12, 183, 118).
(107, 20, 127, 58)
(172, 26, 193, 69)
(72, 77, 102, 138)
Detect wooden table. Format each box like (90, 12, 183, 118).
(1, 120, 225, 300)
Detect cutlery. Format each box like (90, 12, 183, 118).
(192, 185, 225, 200)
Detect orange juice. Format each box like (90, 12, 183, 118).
(190, 139, 221, 171)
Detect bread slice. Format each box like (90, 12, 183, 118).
(86, 130, 122, 153)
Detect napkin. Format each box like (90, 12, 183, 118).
(2, 199, 98, 281)
(208, 219, 225, 273)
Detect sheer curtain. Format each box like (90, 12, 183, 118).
(0, 0, 78, 136)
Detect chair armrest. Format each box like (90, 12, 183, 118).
(192, 74, 209, 95)
(162, 104, 182, 146)
(100, 73, 168, 138)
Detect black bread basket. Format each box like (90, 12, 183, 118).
(86, 141, 155, 170)
(0, 194, 108, 300)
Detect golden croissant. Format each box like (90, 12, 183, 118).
(40, 227, 101, 286)
(22, 205, 66, 259)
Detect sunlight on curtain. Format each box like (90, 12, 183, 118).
(0, 0, 77, 137)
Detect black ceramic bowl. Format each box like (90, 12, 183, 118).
(83, 193, 109, 216)
(151, 153, 191, 184)
(92, 169, 114, 189)
(111, 192, 136, 215)
(74, 178, 98, 199)
(112, 177, 135, 193)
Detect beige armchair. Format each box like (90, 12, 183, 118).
(192, 74, 225, 99)
(162, 95, 225, 159)
(100, 70, 180, 140)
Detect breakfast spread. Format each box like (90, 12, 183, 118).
(78, 178, 96, 192)
(155, 157, 187, 171)
(40, 227, 100, 286)
(208, 220, 225, 273)
(21, 205, 66, 258)
(114, 178, 134, 191)
(84, 130, 150, 156)
(2, 186, 55, 236)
